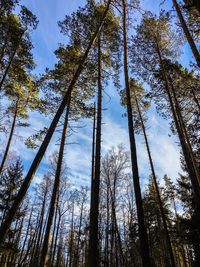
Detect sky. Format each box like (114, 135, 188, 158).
(1, 0, 193, 192)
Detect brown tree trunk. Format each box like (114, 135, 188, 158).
(0, 0, 112, 244)
(172, 0, 200, 67)
(132, 88, 176, 267)
(0, 98, 19, 174)
(0, 33, 23, 91)
(88, 36, 102, 267)
(156, 44, 200, 201)
(122, 1, 151, 266)
(169, 76, 200, 186)
(40, 94, 71, 267)
(17, 207, 33, 266)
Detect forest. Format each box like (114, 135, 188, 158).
(0, 0, 199, 266)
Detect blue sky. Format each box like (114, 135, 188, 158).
(2, 0, 195, 191)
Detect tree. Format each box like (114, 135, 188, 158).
(130, 12, 200, 200)
(0, 0, 112, 245)
(121, 1, 151, 266)
(171, 0, 200, 67)
(0, 4, 38, 91)
(0, 77, 43, 174)
(0, 158, 26, 266)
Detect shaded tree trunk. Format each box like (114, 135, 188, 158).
(40, 94, 71, 267)
(122, 1, 151, 266)
(172, 0, 200, 67)
(88, 36, 102, 267)
(132, 88, 176, 267)
(0, 98, 18, 175)
(156, 44, 200, 201)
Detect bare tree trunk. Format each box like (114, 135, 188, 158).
(51, 215, 61, 266)
(0, 31, 23, 91)
(0, 98, 18, 174)
(17, 207, 33, 266)
(69, 201, 75, 267)
(168, 76, 200, 186)
(73, 200, 84, 267)
(0, 1, 112, 244)
(132, 87, 176, 267)
(156, 45, 200, 201)
(40, 95, 71, 267)
(50, 205, 60, 265)
(122, 1, 151, 266)
(88, 36, 102, 267)
(32, 185, 48, 266)
(172, 0, 200, 67)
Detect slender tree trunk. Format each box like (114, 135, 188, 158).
(73, 201, 84, 267)
(40, 95, 71, 267)
(0, 1, 112, 244)
(122, 1, 151, 266)
(0, 36, 8, 68)
(69, 202, 75, 267)
(88, 102, 96, 264)
(0, 38, 21, 91)
(156, 45, 200, 201)
(0, 98, 18, 174)
(50, 205, 60, 265)
(191, 88, 200, 111)
(17, 207, 33, 266)
(32, 187, 48, 266)
(132, 88, 176, 267)
(88, 36, 102, 267)
(172, 0, 200, 67)
(90, 102, 96, 205)
(168, 77, 200, 186)
(52, 215, 61, 266)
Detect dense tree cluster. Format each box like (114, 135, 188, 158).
(0, 0, 199, 267)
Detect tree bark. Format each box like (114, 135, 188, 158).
(0, 98, 19, 175)
(156, 44, 200, 201)
(122, 1, 151, 266)
(0, 31, 23, 91)
(132, 87, 176, 267)
(172, 0, 200, 67)
(88, 36, 102, 267)
(40, 94, 71, 267)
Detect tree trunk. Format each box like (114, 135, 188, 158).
(156, 44, 200, 201)
(0, 98, 19, 175)
(0, 1, 112, 244)
(0, 35, 22, 91)
(52, 215, 61, 266)
(132, 88, 176, 267)
(168, 76, 200, 186)
(172, 0, 200, 67)
(40, 94, 71, 267)
(17, 207, 33, 266)
(73, 200, 84, 267)
(88, 36, 102, 267)
(50, 203, 59, 265)
(32, 186, 48, 266)
(122, 1, 151, 266)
